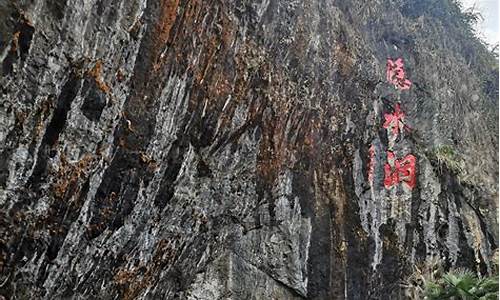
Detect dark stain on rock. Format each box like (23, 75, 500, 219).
(372, 221, 404, 299)
(154, 138, 189, 209)
(403, 164, 423, 257)
(196, 158, 212, 178)
(2, 13, 34, 75)
(81, 78, 107, 121)
(46, 0, 68, 20)
(29, 72, 81, 188)
(343, 171, 370, 300)
(86, 149, 141, 239)
(293, 160, 331, 299)
(17, 20, 34, 61)
(455, 219, 479, 270)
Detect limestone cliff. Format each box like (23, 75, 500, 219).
(0, 0, 498, 299)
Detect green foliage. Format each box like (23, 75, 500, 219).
(404, 257, 444, 299)
(400, 0, 496, 74)
(431, 145, 484, 186)
(400, 0, 480, 30)
(454, 1, 483, 28)
(404, 257, 499, 300)
(423, 269, 499, 300)
(432, 145, 464, 175)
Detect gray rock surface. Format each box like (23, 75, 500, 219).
(0, 0, 498, 299)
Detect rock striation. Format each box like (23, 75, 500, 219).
(0, 0, 498, 299)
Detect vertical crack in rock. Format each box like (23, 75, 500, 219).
(29, 72, 81, 189)
(86, 0, 181, 240)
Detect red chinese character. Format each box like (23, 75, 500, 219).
(368, 145, 375, 183)
(386, 58, 412, 90)
(384, 151, 416, 190)
(383, 103, 405, 137)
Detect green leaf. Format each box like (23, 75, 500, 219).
(424, 282, 446, 300)
(477, 276, 499, 294)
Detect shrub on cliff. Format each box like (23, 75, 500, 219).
(424, 270, 498, 300)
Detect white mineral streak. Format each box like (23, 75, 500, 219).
(354, 141, 388, 270)
(419, 158, 442, 261)
(148, 74, 189, 163)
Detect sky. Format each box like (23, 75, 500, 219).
(459, 0, 499, 47)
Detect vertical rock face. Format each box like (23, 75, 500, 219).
(0, 0, 497, 299)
